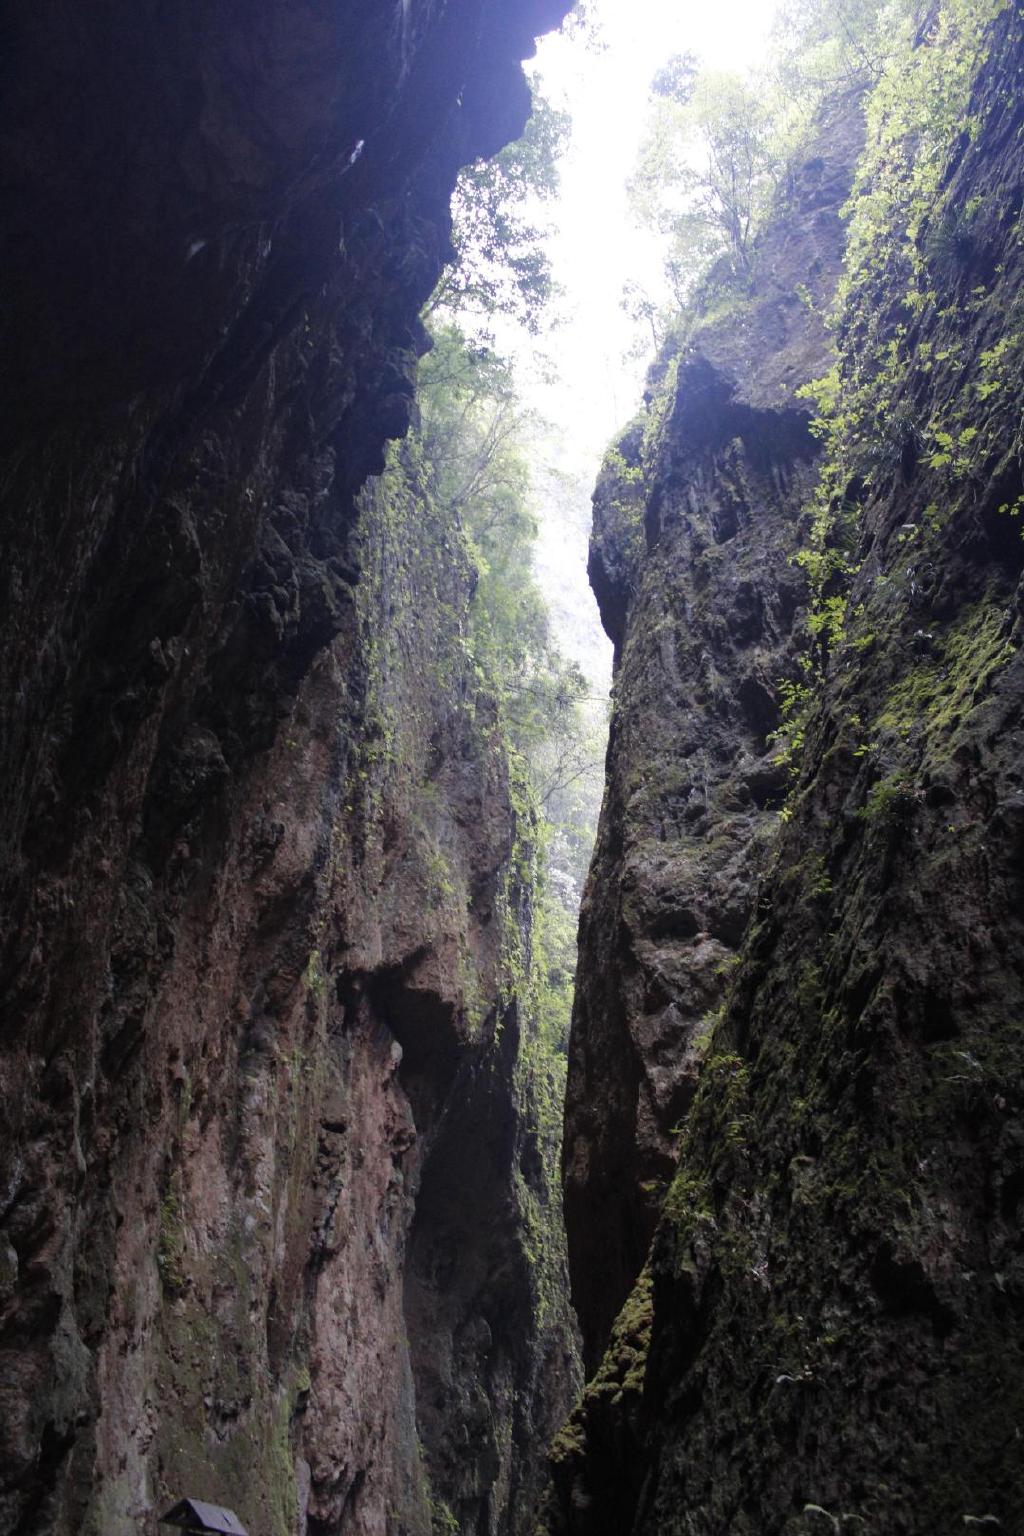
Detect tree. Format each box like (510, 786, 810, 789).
(414, 324, 588, 758)
(427, 94, 570, 338)
(650, 51, 698, 106)
(628, 4, 930, 311)
(629, 70, 783, 303)
(619, 279, 672, 362)
(771, 0, 924, 102)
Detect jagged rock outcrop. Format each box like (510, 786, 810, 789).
(564, 96, 865, 1371)
(550, 10, 1024, 1534)
(0, 3, 575, 1533)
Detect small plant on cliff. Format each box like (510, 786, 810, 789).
(768, 664, 814, 776)
(157, 1170, 187, 1296)
(429, 1498, 459, 1536)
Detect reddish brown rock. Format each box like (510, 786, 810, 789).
(0, 3, 576, 1533)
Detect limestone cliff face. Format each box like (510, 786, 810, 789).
(0, 4, 575, 1534)
(551, 12, 1024, 1534)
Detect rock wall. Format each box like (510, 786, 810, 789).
(563, 96, 864, 1372)
(550, 10, 1024, 1533)
(0, 3, 575, 1534)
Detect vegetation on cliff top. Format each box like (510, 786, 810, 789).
(625, 0, 945, 331)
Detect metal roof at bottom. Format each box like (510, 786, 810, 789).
(159, 1498, 249, 1535)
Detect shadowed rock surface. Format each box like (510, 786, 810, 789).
(0, 3, 576, 1534)
(547, 15, 1024, 1534)
(564, 96, 864, 1372)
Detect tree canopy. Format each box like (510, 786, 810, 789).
(628, 69, 783, 306)
(427, 95, 570, 338)
(415, 325, 588, 761)
(772, 0, 926, 100)
(624, 0, 927, 320)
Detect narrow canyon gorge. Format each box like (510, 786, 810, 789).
(2, 3, 1023, 1536)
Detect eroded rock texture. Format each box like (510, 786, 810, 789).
(563, 98, 864, 1372)
(0, 3, 575, 1534)
(550, 14, 1024, 1535)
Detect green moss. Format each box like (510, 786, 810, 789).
(873, 599, 1011, 758)
(661, 1165, 715, 1242)
(265, 1390, 301, 1536)
(657, 1055, 759, 1287)
(595, 427, 648, 570)
(302, 948, 326, 997)
(587, 1266, 654, 1405)
(430, 1498, 460, 1536)
(157, 1169, 186, 1297)
(858, 770, 915, 821)
(547, 1412, 587, 1468)
(422, 843, 457, 909)
(292, 1363, 312, 1395)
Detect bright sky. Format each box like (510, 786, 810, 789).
(521, 0, 782, 470)
(518, 0, 783, 691)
